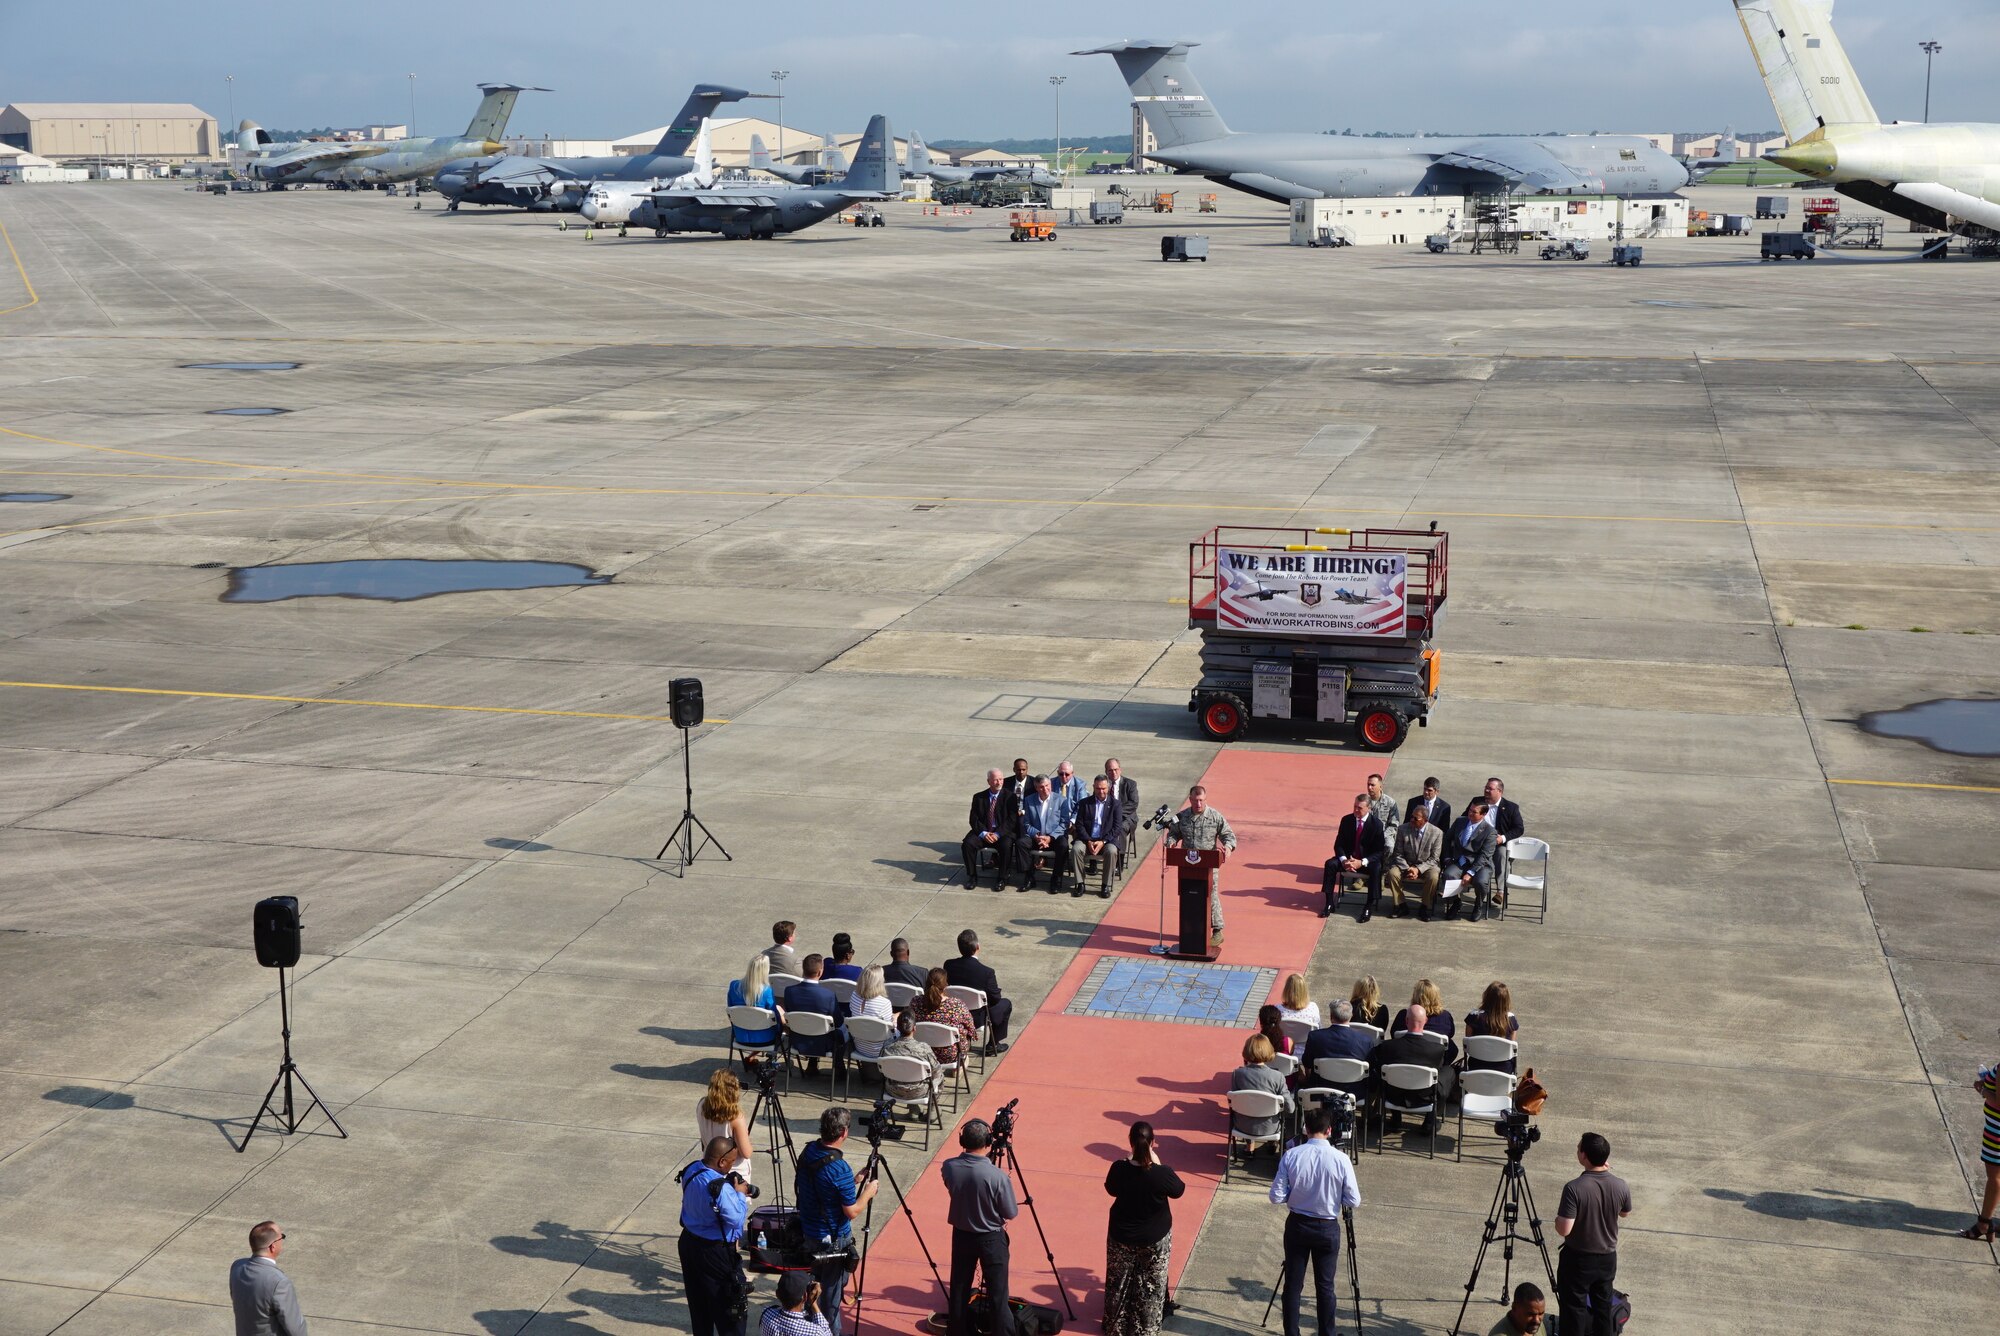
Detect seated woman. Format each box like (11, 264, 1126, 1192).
(695, 1068, 755, 1181)
(726, 954, 783, 1050)
(849, 965, 895, 1059)
(1276, 973, 1319, 1030)
(1227, 1034, 1294, 1157)
(907, 967, 976, 1066)
(1348, 975, 1390, 1034)
(1391, 978, 1456, 1040)
(825, 932, 864, 983)
(1462, 980, 1519, 1072)
(879, 1010, 944, 1118)
(1257, 1004, 1294, 1057)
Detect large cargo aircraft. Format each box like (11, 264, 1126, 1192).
(1736, 0, 2000, 237)
(1075, 40, 1690, 203)
(247, 84, 542, 187)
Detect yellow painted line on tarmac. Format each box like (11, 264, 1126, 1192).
(1829, 778, 2000, 796)
(0, 679, 728, 724)
(0, 217, 37, 318)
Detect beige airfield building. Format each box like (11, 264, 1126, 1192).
(0, 103, 221, 161)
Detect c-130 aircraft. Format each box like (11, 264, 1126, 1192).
(1075, 39, 1692, 203)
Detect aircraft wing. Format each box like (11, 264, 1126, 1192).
(1432, 141, 1602, 194)
(663, 191, 787, 208)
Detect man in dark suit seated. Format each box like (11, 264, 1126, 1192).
(1482, 776, 1525, 907)
(1369, 1003, 1458, 1133)
(1446, 800, 1501, 922)
(1299, 1000, 1376, 1098)
(783, 954, 846, 1079)
(883, 937, 928, 992)
(1105, 757, 1139, 870)
(1320, 793, 1388, 922)
(1405, 776, 1451, 833)
(942, 928, 1013, 1057)
(1068, 775, 1125, 899)
(961, 768, 1019, 889)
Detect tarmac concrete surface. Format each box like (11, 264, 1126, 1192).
(0, 179, 1995, 1334)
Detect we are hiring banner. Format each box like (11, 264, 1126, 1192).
(1214, 547, 1407, 637)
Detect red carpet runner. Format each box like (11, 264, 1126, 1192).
(852, 749, 1385, 1333)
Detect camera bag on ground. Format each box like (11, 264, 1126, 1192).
(1567, 1289, 1632, 1331)
(965, 1291, 1065, 1335)
(740, 1205, 808, 1271)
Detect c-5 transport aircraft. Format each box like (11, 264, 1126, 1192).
(248, 84, 543, 187)
(1735, 0, 2000, 237)
(1075, 40, 1691, 203)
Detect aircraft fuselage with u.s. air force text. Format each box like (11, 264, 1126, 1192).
(1215, 548, 1406, 637)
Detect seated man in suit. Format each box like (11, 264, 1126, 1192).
(1445, 800, 1500, 922)
(783, 954, 846, 1078)
(1014, 775, 1072, 892)
(1299, 1000, 1376, 1098)
(1068, 775, 1125, 899)
(1105, 757, 1139, 868)
(1481, 776, 1525, 906)
(1320, 793, 1388, 922)
(1368, 1003, 1459, 1132)
(1405, 777, 1451, 834)
(764, 921, 800, 978)
(1053, 760, 1087, 813)
(1389, 802, 1444, 921)
(961, 768, 1019, 889)
(942, 929, 1013, 1056)
(1002, 756, 1035, 806)
(882, 938, 928, 992)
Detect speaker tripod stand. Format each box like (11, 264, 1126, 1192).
(655, 722, 730, 867)
(236, 966, 347, 1153)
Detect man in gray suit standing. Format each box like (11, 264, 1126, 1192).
(230, 1220, 306, 1336)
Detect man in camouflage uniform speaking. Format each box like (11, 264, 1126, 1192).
(1165, 785, 1237, 943)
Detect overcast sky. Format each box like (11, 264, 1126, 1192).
(3, 0, 1992, 138)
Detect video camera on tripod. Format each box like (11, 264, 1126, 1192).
(988, 1097, 1020, 1162)
(866, 1091, 904, 1143)
(1498, 1108, 1541, 1159)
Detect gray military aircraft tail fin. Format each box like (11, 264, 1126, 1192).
(1733, 0, 1880, 142)
(839, 115, 898, 195)
(749, 133, 774, 170)
(654, 85, 755, 156)
(908, 133, 933, 175)
(1072, 39, 1230, 148)
(819, 134, 848, 171)
(463, 84, 546, 142)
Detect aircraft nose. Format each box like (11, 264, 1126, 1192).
(1766, 140, 1838, 175)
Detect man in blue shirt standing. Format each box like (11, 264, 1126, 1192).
(680, 1136, 754, 1336)
(1270, 1107, 1362, 1336)
(795, 1108, 877, 1336)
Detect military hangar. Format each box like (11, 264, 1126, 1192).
(0, 102, 222, 162)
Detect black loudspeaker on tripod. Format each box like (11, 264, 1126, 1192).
(657, 676, 730, 866)
(236, 896, 348, 1153)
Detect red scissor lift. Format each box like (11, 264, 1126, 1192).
(1186, 525, 1448, 751)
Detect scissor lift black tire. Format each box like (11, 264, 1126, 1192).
(1196, 692, 1249, 742)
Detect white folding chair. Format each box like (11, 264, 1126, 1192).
(945, 985, 991, 1072)
(843, 1014, 894, 1100)
(1463, 1034, 1518, 1071)
(769, 973, 805, 996)
(1279, 1016, 1316, 1052)
(1224, 1089, 1289, 1182)
(876, 1053, 944, 1151)
(727, 1005, 780, 1066)
(824, 977, 857, 1007)
(912, 1021, 970, 1112)
(1342, 1022, 1384, 1042)
(1267, 1052, 1299, 1080)
(1456, 1069, 1518, 1162)
(1504, 837, 1550, 922)
(884, 981, 921, 1012)
(1410, 1029, 1450, 1046)
(1379, 1063, 1442, 1159)
(782, 1012, 839, 1097)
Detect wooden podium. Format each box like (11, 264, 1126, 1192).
(1166, 846, 1222, 961)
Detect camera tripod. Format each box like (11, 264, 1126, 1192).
(851, 1103, 949, 1336)
(989, 1120, 1077, 1321)
(1449, 1145, 1557, 1335)
(744, 1065, 801, 1210)
(655, 723, 730, 867)
(236, 966, 348, 1153)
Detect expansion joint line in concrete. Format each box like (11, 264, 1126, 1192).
(0, 679, 729, 724)
(0, 216, 37, 317)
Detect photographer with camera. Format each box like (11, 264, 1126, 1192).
(760, 1271, 831, 1336)
(1553, 1133, 1631, 1336)
(795, 1108, 877, 1336)
(941, 1118, 1019, 1336)
(679, 1136, 755, 1336)
(1270, 1106, 1361, 1336)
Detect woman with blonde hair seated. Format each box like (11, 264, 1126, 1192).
(1392, 977, 1455, 1039)
(849, 964, 894, 1060)
(1227, 1034, 1293, 1158)
(1348, 975, 1389, 1033)
(1276, 973, 1319, 1029)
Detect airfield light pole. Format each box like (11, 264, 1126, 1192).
(1049, 75, 1066, 182)
(225, 75, 235, 142)
(772, 70, 789, 166)
(1920, 41, 1942, 122)
(408, 73, 418, 137)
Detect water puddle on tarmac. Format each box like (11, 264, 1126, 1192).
(0, 492, 70, 502)
(1857, 698, 2000, 757)
(182, 361, 301, 371)
(223, 558, 612, 604)
(208, 407, 292, 416)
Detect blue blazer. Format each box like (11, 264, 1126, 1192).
(784, 981, 844, 1056)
